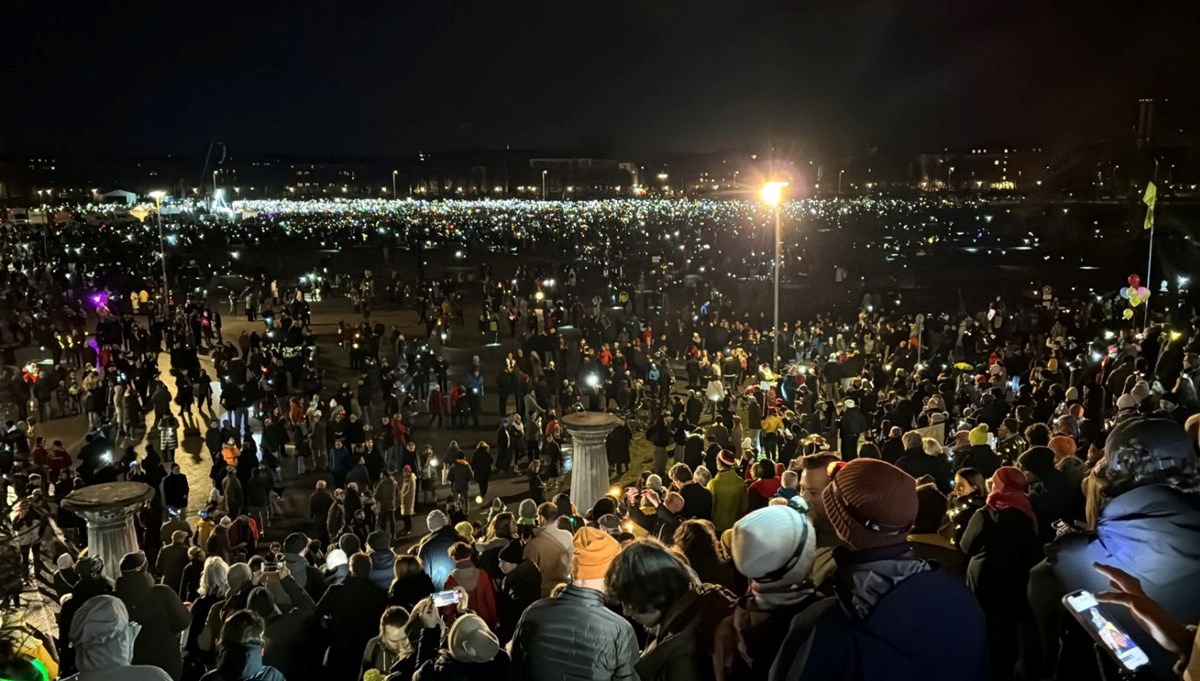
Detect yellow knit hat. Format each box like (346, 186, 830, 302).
(969, 424, 990, 446)
(571, 527, 621, 580)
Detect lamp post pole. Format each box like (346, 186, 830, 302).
(542, 170, 548, 200)
(773, 200, 782, 368)
(152, 192, 170, 307)
(392, 170, 398, 198)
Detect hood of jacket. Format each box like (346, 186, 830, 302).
(70, 595, 142, 672)
(1096, 484, 1200, 585)
(832, 544, 931, 621)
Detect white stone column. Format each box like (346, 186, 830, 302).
(63, 482, 154, 583)
(561, 412, 621, 512)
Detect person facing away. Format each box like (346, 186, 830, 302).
(200, 609, 286, 681)
(63, 595, 173, 681)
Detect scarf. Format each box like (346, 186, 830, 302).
(986, 466, 1037, 526)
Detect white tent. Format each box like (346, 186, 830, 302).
(99, 189, 137, 206)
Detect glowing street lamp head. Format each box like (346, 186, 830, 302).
(761, 181, 789, 207)
(149, 190, 166, 201)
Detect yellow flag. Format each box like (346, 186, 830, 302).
(1143, 181, 1157, 230)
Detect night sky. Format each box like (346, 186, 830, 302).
(5, 0, 1198, 157)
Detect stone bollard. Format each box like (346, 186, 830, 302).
(63, 482, 154, 583)
(560, 411, 622, 512)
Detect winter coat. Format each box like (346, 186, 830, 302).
(606, 424, 633, 466)
(895, 451, 953, 494)
(953, 444, 1000, 479)
(1028, 484, 1200, 680)
(261, 576, 322, 681)
(960, 507, 1042, 616)
(471, 448, 494, 484)
(523, 525, 573, 598)
(375, 475, 398, 512)
(417, 526, 463, 589)
(398, 471, 417, 516)
(155, 542, 191, 596)
(445, 563, 499, 629)
(770, 546, 988, 681)
(447, 459, 474, 495)
(388, 571, 436, 611)
(368, 550, 397, 591)
(315, 576, 389, 681)
(636, 584, 735, 681)
(115, 571, 191, 681)
(496, 560, 541, 645)
(412, 626, 510, 681)
(510, 585, 639, 681)
(200, 644, 286, 681)
(707, 469, 748, 535)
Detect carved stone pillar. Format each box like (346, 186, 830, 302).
(63, 482, 154, 583)
(560, 412, 622, 512)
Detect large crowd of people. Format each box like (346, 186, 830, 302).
(1, 202, 1200, 681)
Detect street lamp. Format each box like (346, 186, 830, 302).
(212, 170, 219, 204)
(541, 170, 548, 200)
(150, 191, 170, 308)
(760, 181, 789, 368)
(838, 169, 844, 194)
(392, 169, 398, 198)
(947, 166, 956, 190)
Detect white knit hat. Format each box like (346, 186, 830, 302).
(731, 505, 816, 586)
(325, 549, 349, 570)
(426, 509, 449, 532)
(1116, 393, 1137, 410)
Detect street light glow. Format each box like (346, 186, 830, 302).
(760, 181, 789, 206)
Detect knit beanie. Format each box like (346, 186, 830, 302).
(426, 510, 449, 532)
(498, 540, 524, 565)
(717, 449, 736, 468)
(324, 549, 349, 571)
(119, 551, 147, 573)
(571, 527, 621, 580)
(731, 506, 816, 586)
(821, 458, 918, 551)
(1116, 393, 1137, 410)
(366, 530, 391, 553)
(1047, 436, 1077, 462)
(448, 614, 499, 664)
(1131, 380, 1152, 405)
(1018, 446, 1057, 480)
(968, 424, 990, 447)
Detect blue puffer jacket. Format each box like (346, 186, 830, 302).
(1028, 484, 1200, 680)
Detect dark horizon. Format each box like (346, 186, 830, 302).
(4, 1, 1199, 159)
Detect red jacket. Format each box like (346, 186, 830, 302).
(445, 563, 498, 630)
(428, 389, 446, 414)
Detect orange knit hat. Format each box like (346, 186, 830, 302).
(571, 527, 620, 580)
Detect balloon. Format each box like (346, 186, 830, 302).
(1120, 287, 1130, 300)
(1128, 274, 1140, 288)
(1123, 308, 1134, 320)
(1129, 294, 1142, 307)
(1137, 286, 1150, 299)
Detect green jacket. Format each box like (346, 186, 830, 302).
(707, 469, 748, 534)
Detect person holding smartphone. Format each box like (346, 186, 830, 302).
(1090, 563, 1199, 679)
(409, 594, 508, 679)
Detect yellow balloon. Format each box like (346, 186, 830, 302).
(1123, 308, 1134, 319)
(1129, 294, 1142, 307)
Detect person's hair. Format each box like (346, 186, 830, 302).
(199, 556, 230, 597)
(487, 512, 514, 541)
(956, 468, 987, 498)
(781, 469, 798, 489)
(669, 462, 693, 485)
(380, 605, 410, 631)
(693, 466, 712, 485)
(188, 546, 204, 561)
(795, 452, 840, 472)
(857, 442, 880, 459)
(901, 431, 923, 451)
(536, 502, 559, 522)
(921, 438, 944, 457)
(220, 610, 267, 647)
(605, 538, 695, 615)
(913, 483, 948, 534)
(448, 542, 473, 561)
(755, 459, 775, 481)
(349, 552, 371, 578)
(1024, 423, 1051, 447)
(391, 555, 424, 584)
(673, 519, 728, 577)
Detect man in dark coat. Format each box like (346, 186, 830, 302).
(837, 399, 868, 461)
(155, 530, 191, 596)
(495, 540, 541, 646)
(896, 430, 952, 494)
(605, 419, 633, 475)
(315, 553, 389, 681)
(954, 425, 1001, 478)
(1028, 417, 1200, 681)
(115, 550, 191, 681)
(1016, 446, 1085, 542)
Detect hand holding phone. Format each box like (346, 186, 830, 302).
(431, 589, 461, 623)
(1093, 563, 1194, 659)
(1062, 589, 1151, 672)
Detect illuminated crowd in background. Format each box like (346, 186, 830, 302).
(1, 199, 1199, 681)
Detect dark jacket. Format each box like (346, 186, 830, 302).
(496, 560, 541, 646)
(895, 452, 953, 494)
(1028, 484, 1200, 681)
(368, 550, 397, 591)
(262, 576, 323, 681)
(413, 625, 511, 681)
(771, 545, 988, 681)
(315, 576, 389, 681)
(116, 570, 192, 681)
(1027, 469, 1085, 543)
(960, 507, 1042, 615)
(606, 424, 633, 465)
(678, 483, 713, 521)
(628, 502, 682, 544)
(636, 584, 735, 681)
(954, 444, 1000, 478)
(156, 542, 191, 596)
(418, 526, 463, 589)
(388, 571, 436, 611)
(510, 584, 639, 680)
(201, 644, 286, 681)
